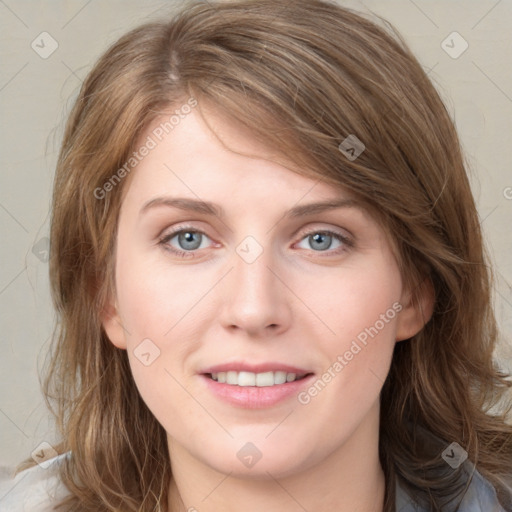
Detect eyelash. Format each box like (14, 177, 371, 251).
(158, 225, 354, 259)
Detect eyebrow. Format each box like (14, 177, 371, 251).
(139, 196, 359, 218)
(287, 199, 359, 217)
(140, 197, 223, 217)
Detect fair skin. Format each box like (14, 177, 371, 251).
(102, 103, 432, 512)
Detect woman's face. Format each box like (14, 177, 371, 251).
(103, 104, 423, 479)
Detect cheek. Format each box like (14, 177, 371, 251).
(293, 259, 401, 408)
(116, 260, 200, 431)
(127, 352, 202, 449)
(113, 248, 212, 411)
(114, 244, 204, 342)
(294, 258, 402, 344)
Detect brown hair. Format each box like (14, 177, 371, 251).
(24, 0, 512, 510)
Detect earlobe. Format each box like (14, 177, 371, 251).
(395, 276, 435, 342)
(100, 299, 128, 350)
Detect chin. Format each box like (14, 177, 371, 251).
(197, 437, 317, 480)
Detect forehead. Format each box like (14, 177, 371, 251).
(122, 104, 354, 208)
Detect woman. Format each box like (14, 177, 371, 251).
(1, 0, 511, 510)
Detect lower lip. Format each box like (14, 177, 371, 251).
(201, 374, 315, 409)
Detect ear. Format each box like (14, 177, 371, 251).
(100, 296, 128, 350)
(395, 276, 435, 342)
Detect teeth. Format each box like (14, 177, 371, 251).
(238, 371, 255, 386)
(210, 370, 302, 387)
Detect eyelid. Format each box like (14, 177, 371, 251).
(291, 225, 355, 256)
(157, 225, 218, 261)
(293, 223, 354, 244)
(158, 223, 213, 245)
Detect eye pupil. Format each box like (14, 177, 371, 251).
(309, 232, 332, 251)
(178, 231, 202, 250)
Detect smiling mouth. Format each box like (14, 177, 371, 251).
(206, 370, 312, 387)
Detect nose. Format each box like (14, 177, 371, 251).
(217, 247, 292, 338)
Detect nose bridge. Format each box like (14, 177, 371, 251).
(235, 249, 274, 301)
(218, 239, 291, 335)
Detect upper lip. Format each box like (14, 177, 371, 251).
(200, 362, 313, 375)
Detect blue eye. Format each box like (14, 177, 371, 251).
(296, 231, 349, 252)
(175, 231, 204, 250)
(309, 232, 336, 251)
(160, 229, 212, 256)
(158, 227, 352, 259)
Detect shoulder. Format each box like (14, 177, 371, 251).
(396, 467, 510, 512)
(0, 452, 71, 512)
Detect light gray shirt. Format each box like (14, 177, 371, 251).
(396, 466, 508, 511)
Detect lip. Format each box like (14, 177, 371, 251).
(199, 363, 315, 409)
(200, 362, 311, 375)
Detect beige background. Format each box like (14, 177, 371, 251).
(0, 0, 511, 467)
